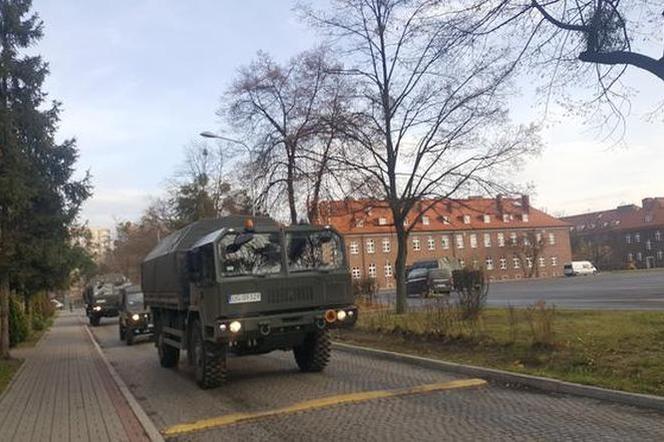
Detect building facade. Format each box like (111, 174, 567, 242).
(318, 196, 572, 289)
(562, 197, 664, 270)
(85, 227, 112, 262)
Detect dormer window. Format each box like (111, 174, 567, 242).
(422, 216, 430, 225)
(403, 217, 409, 226)
(502, 213, 510, 223)
(378, 217, 388, 226)
(522, 213, 529, 222)
(483, 214, 491, 223)
(442, 216, 450, 224)
(355, 219, 364, 228)
(463, 215, 471, 224)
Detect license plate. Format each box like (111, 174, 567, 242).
(228, 292, 262, 304)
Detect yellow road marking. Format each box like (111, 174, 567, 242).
(163, 378, 486, 436)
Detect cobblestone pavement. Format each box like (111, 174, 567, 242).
(0, 312, 149, 442)
(89, 318, 664, 442)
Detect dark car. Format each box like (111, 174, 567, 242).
(118, 285, 153, 345)
(406, 267, 453, 297)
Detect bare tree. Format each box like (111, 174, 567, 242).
(302, 0, 540, 313)
(221, 48, 354, 224)
(509, 230, 547, 278)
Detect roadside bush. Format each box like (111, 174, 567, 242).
(9, 295, 29, 347)
(30, 293, 55, 319)
(525, 300, 557, 348)
(452, 268, 488, 320)
(31, 314, 46, 332)
(352, 277, 378, 303)
(507, 304, 519, 343)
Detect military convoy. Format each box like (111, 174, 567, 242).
(83, 273, 127, 326)
(141, 216, 357, 388)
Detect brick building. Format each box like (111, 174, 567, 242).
(317, 196, 572, 289)
(562, 197, 664, 270)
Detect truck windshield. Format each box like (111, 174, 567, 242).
(286, 231, 344, 272)
(218, 232, 282, 277)
(127, 292, 143, 308)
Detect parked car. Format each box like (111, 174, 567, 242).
(563, 261, 598, 276)
(406, 267, 453, 297)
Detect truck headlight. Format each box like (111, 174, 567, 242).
(229, 321, 242, 333)
(131, 313, 140, 321)
(337, 310, 347, 321)
(93, 306, 102, 312)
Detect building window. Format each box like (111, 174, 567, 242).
(503, 213, 510, 223)
(441, 235, 450, 250)
(427, 236, 435, 251)
(536, 232, 542, 243)
(368, 263, 377, 278)
(378, 217, 388, 226)
(486, 257, 494, 270)
(350, 241, 359, 255)
(458, 259, 465, 268)
(455, 234, 464, 249)
(472, 259, 479, 269)
(627, 252, 633, 262)
(548, 232, 556, 245)
(384, 263, 393, 278)
(510, 232, 517, 246)
(412, 237, 421, 251)
(522, 213, 529, 222)
(484, 233, 491, 248)
(646, 240, 652, 251)
(523, 235, 531, 246)
(539, 256, 545, 267)
(366, 239, 375, 254)
(635, 233, 641, 243)
(512, 256, 521, 269)
(655, 231, 662, 242)
(499, 257, 507, 270)
(550, 256, 558, 266)
(626, 234, 631, 244)
(526, 257, 533, 268)
(497, 232, 505, 247)
(463, 215, 471, 224)
(351, 267, 362, 279)
(636, 252, 642, 261)
(382, 238, 391, 253)
(657, 251, 663, 260)
(422, 216, 430, 225)
(442, 216, 450, 224)
(483, 214, 491, 223)
(470, 234, 478, 248)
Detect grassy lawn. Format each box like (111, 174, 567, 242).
(334, 305, 664, 396)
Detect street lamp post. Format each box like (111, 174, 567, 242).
(200, 131, 256, 216)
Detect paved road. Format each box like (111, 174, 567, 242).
(89, 316, 664, 441)
(378, 269, 664, 310)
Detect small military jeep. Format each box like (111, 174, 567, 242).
(118, 285, 153, 345)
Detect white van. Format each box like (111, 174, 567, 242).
(563, 261, 598, 276)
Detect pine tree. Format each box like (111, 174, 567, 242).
(0, 0, 91, 357)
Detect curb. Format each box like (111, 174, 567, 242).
(333, 341, 664, 412)
(83, 322, 165, 442)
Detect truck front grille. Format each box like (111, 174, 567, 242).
(267, 287, 314, 304)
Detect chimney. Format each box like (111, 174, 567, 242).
(521, 194, 530, 213)
(496, 194, 504, 214)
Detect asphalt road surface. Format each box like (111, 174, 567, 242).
(89, 317, 664, 441)
(379, 269, 664, 310)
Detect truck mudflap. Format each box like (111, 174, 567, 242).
(212, 306, 358, 342)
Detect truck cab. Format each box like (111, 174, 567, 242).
(143, 216, 357, 389)
(118, 285, 153, 345)
(83, 274, 126, 326)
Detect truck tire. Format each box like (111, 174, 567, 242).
(90, 316, 100, 327)
(293, 329, 331, 372)
(126, 329, 134, 346)
(158, 332, 179, 368)
(190, 320, 227, 389)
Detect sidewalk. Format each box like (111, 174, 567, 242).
(0, 311, 150, 442)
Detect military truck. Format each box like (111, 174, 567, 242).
(118, 285, 153, 345)
(83, 273, 127, 326)
(142, 216, 357, 388)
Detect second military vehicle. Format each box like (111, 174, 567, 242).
(142, 216, 357, 388)
(118, 285, 153, 345)
(83, 274, 126, 326)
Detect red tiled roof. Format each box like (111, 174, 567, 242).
(316, 196, 569, 235)
(562, 197, 664, 233)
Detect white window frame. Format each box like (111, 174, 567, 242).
(366, 239, 375, 254)
(510, 232, 517, 246)
(368, 263, 377, 278)
(635, 233, 641, 243)
(455, 234, 464, 249)
(384, 263, 393, 278)
(512, 256, 521, 269)
(551, 256, 558, 266)
(626, 234, 632, 244)
(483, 233, 491, 248)
(538, 256, 546, 267)
(441, 235, 450, 250)
(499, 257, 507, 270)
(503, 213, 510, 223)
(351, 267, 361, 279)
(470, 234, 478, 249)
(497, 232, 505, 247)
(486, 257, 494, 270)
(382, 238, 391, 253)
(422, 216, 430, 225)
(463, 215, 471, 224)
(427, 236, 435, 251)
(350, 241, 359, 255)
(412, 237, 421, 251)
(526, 257, 533, 268)
(548, 232, 556, 245)
(378, 217, 388, 226)
(483, 214, 491, 223)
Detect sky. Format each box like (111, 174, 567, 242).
(34, 1, 664, 229)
